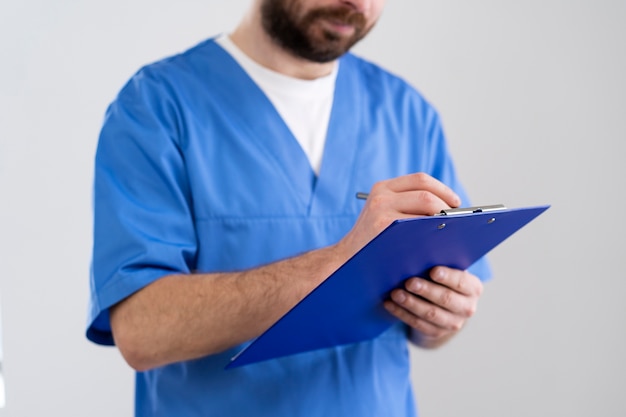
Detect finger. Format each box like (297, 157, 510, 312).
(430, 267, 484, 298)
(404, 277, 477, 318)
(384, 300, 450, 338)
(391, 189, 452, 216)
(381, 173, 461, 208)
(388, 289, 466, 331)
(366, 189, 452, 217)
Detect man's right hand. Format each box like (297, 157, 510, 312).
(336, 172, 461, 259)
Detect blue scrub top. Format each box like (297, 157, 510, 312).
(88, 38, 490, 417)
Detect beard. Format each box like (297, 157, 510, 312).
(260, 0, 374, 63)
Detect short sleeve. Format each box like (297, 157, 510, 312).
(87, 68, 197, 345)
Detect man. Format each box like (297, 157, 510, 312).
(87, 0, 489, 416)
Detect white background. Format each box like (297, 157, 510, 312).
(1, 1, 624, 416)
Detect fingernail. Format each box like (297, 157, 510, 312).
(408, 280, 423, 293)
(392, 290, 406, 303)
(433, 268, 445, 281)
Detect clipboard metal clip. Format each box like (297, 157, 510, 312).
(436, 204, 507, 216)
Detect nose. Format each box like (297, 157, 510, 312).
(339, 0, 371, 14)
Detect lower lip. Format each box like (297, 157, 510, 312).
(322, 20, 356, 36)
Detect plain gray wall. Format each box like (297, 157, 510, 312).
(1, 1, 624, 416)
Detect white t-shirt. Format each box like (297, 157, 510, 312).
(216, 34, 337, 175)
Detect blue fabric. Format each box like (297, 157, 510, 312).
(88, 37, 490, 417)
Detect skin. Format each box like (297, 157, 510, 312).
(231, 0, 385, 79)
(109, 0, 484, 371)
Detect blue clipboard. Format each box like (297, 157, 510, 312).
(227, 204, 550, 369)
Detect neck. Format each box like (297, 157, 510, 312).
(229, 8, 336, 80)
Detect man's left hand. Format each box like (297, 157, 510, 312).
(383, 266, 484, 349)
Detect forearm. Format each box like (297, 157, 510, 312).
(110, 244, 346, 371)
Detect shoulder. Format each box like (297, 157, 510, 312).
(339, 53, 441, 124)
(340, 54, 427, 99)
(142, 37, 221, 76)
(117, 37, 228, 99)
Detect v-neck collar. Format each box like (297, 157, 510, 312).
(309, 55, 362, 215)
(205, 40, 361, 214)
